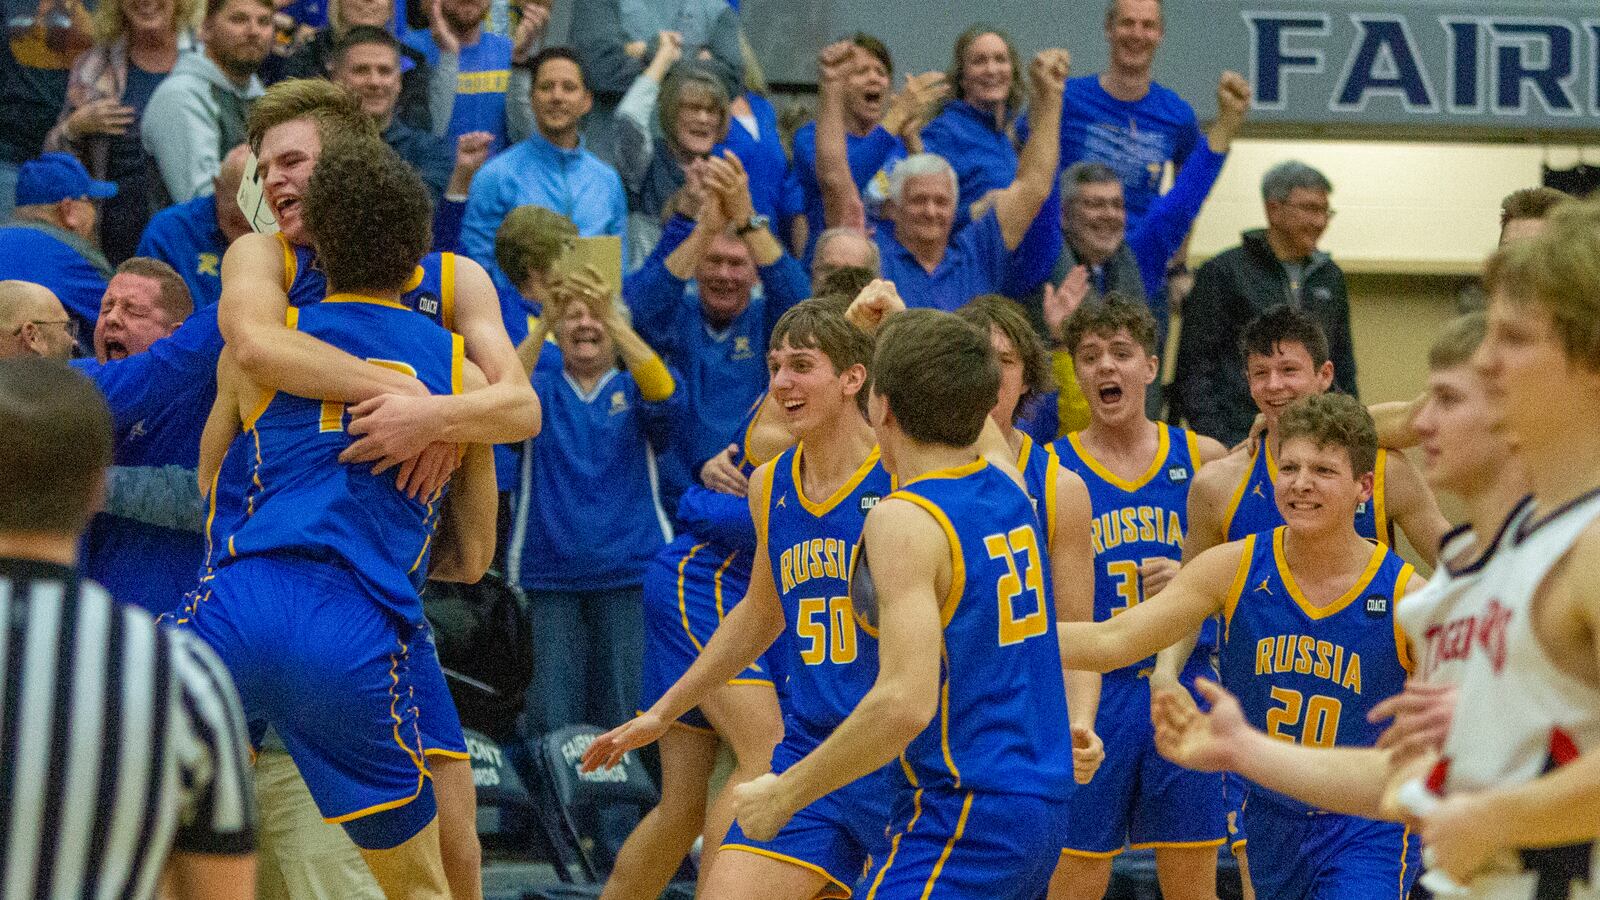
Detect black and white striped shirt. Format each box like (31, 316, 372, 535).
(0, 558, 256, 899)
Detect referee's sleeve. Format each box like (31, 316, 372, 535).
(169, 631, 258, 854)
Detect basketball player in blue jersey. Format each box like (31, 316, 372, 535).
(184, 139, 497, 899)
(731, 309, 1075, 898)
(953, 294, 1104, 783)
(1183, 304, 1448, 563)
(584, 299, 893, 900)
(1045, 295, 1231, 900)
(1059, 393, 1425, 899)
(219, 79, 536, 900)
(225, 79, 539, 497)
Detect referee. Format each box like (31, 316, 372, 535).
(0, 357, 257, 899)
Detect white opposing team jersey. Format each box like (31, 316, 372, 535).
(1433, 490, 1600, 899)
(1400, 497, 1532, 683)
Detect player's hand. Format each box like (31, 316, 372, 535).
(1071, 724, 1104, 784)
(396, 440, 462, 499)
(1238, 412, 1268, 453)
(845, 279, 906, 334)
(1419, 792, 1501, 885)
(1043, 267, 1090, 343)
(732, 772, 797, 842)
(428, 0, 459, 55)
(701, 444, 749, 496)
(1139, 557, 1181, 597)
(1147, 667, 1194, 719)
(342, 393, 444, 474)
(1028, 48, 1071, 98)
(580, 712, 670, 772)
(1370, 680, 1457, 764)
(1153, 677, 1245, 773)
(510, 0, 549, 64)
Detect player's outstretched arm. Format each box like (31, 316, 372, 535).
(1385, 450, 1450, 567)
(1053, 468, 1104, 783)
(218, 233, 422, 403)
(732, 498, 945, 841)
(1060, 541, 1240, 673)
(1418, 525, 1600, 880)
(580, 462, 789, 773)
(1149, 452, 1238, 696)
(1153, 678, 1396, 819)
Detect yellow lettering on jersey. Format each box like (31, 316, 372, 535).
(1341, 653, 1362, 694)
(1138, 506, 1156, 542)
(1092, 507, 1185, 557)
(456, 69, 510, 94)
(808, 538, 825, 579)
(1256, 634, 1363, 694)
(780, 549, 795, 594)
(822, 538, 840, 579)
(1168, 511, 1183, 545)
(1090, 519, 1105, 555)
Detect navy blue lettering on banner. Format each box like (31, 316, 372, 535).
(1244, 12, 1332, 109)
(1334, 15, 1438, 112)
(1444, 17, 1486, 112)
(1590, 21, 1600, 115)
(1491, 19, 1579, 116)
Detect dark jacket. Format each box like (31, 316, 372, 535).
(280, 29, 433, 133)
(1172, 228, 1358, 445)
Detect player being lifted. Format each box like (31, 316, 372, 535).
(1045, 294, 1230, 900)
(733, 309, 1076, 898)
(1061, 392, 1424, 899)
(584, 299, 893, 899)
(184, 138, 497, 899)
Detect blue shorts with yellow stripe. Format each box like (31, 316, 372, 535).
(176, 555, 441, 850)
(862, 787, 1067, 899)
(1061, 661, 1230, 857)
(1242, 792, 1418, 899)
(640, 540, 773, 731)
(721, 736, 895, 898)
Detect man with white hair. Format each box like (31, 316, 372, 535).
(812, 41, 1069, 311)
(809, 226, 880, 286)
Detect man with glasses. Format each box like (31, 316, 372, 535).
(1173, 160, 1358, 446)
(0, 279, 77, 360)
(0, 152, 116, 335)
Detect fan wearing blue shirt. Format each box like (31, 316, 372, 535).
(0, 152, 117, 333)
(136, 145, 255, 309)
(507, 275, 683, 784)
(405, 0, 520, 149)
(814, 41, 1070, 313)
(1056, 0, 1202, 231)
(73, 258, 208, 615)
(621, 152, 808, 520)
(461, 47, 628, 313)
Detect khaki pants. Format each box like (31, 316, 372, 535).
(254, 748, 384, 900)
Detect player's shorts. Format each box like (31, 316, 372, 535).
(1061, 663, 1230, 856)
(720, 737, 895, 898)
(1242, 793, 1419, 899)
(861, 788, 1067, 899)
(177, 555, 440, 850)
(410, 622, 469, 761)
(1224, 773, 1250, 853)
(640, 542, 773, 731)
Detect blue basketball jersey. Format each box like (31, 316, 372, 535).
(1056, 424, 1205, 677)
(1016, 432, 1061, 552)
(1219, 527, 1414, 814)
(874, 460, 1074, 799)
(1224, 437, 1393, 546)
(761, 443, 891, 746)
(276, 232, 458, 329)
(217, 296, 464, 624)
(196, 250, 462, 582)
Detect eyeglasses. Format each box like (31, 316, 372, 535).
(13, 319, 79, 340)
(1284, 201, 1336, 218)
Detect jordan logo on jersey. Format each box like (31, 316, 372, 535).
(776, 493, 787, 508)
(1255, 578, 1273, 594)
(1251, 483, 1266, 498)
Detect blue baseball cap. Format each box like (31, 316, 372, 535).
(14, 152, 118, 206)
